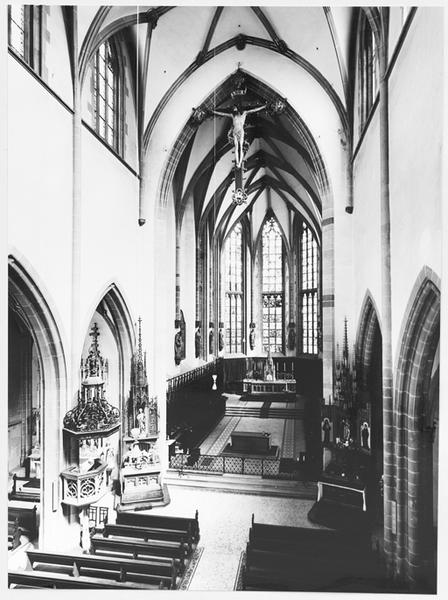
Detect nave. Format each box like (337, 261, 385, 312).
(5, 3, 443, 595)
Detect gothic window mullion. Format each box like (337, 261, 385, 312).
(224, 223, 243, 354)
(300, 222, 318, 355)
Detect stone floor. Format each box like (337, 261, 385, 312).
(199, 393, 307, 459)
(147, 484, 323, 591)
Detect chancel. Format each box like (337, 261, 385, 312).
(5, 3, 444, 595)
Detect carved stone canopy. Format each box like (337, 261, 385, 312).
(63, 323, 120, 438)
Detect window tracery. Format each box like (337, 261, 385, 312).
(359, 16, 379, 129)
(224, 222, 243, 353)
(92, 40, 120, 151)
(300, 222, 318, 355)
(262, 217, 284, 354)
(8, 4, 42, 74)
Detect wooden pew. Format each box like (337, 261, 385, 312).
(249, 516, 368, 548)
(8, 517, 20, 551)
(26, 550, 177, 589)
(249, 527, 370, 553)
(9, 475, 40, 503)
(116, 509, 200, 543)
(248, 534, 371, 560)
(103, 522, 192, 553)
(8, 569, 156, 589)
(90, 534, 187, 572)
(243, 550, 382, 592)
(8, 505, 38, 541)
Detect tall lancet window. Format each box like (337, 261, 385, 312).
(301, 222, 318, 354)
(359, 17, 379, 129)
(93, 40, 120, 151)
(224, 223, 243, 353)
(262, 217, 284, 353)
(8, 5, 41, 73)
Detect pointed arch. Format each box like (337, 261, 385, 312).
(82, 282, 136, 430)
(8, 255, 67, 548)
(394, 268, 440, 590)
(255, 209, 290, 260)
(355, 290, 382, 389)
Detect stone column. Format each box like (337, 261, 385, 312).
(321, 185, 334, 404)
(378, 22, 396, 579)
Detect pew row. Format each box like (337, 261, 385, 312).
(8, 505, 38, 541)
(90, 533, 187, 572)
(9, 475, 40, 503)
(8, 517, 20, 551)
(26, 550, 177, 589)
(103, 522, 192, 553)
(116, 509, 200, 543)
(8, 569, 155, 589)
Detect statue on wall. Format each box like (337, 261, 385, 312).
(249, 323, 256, 350)
(288, 322, 296, 351)
(174, 329, 183, 365)
(136, 407, 146, 436)
(361, 422, 370, 449)
(218, 323, 224, 352)
(209, 324, 214, 354)
(322, 418, 331, 446)
(195, 324, 201, 358)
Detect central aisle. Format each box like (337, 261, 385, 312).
(147, 485, 323, 591)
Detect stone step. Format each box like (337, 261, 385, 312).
(164, 469, 317, 500)
(225, 407, 303, 419)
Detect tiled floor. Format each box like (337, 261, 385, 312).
(148, 484, 321, 591)
(200, 394, 307, 459)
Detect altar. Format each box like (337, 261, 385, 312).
(242, 378, 296, 397)
(231, 431, 271, 454)
(242, 350, 296, 398)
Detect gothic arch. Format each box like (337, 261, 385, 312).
(8, 255, 67, 547)
(254, 209, 291, 260)
(394, 268, 440, 590)
(82, 282, 136, 426)
(355, 290, 382, 389)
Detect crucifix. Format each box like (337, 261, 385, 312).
(211, 65, 267, 204)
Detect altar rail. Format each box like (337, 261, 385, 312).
(166, 358, 221, 394)
(170, 454, 283, 478)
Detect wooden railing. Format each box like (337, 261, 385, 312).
(166, 358, 221, 394)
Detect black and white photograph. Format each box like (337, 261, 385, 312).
(2, 2, 446, 596)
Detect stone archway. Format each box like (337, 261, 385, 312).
(394, 270, 440, 592)
(8, 256, 67, 548)
(355, 292, 383, 525)
(81, 283, 136, 457)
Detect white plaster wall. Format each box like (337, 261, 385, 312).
(388, 8, 443, 361)
(351, 108, 382, 336)
(179, 198, 197, 366)
(42, 6, 73, 108)
(7, 57, 73, 348)
(78, 129, 140, 359)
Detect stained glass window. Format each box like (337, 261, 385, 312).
(262, 217, 283, 353)
(224, 223, 243, 353)
(301, 222, 318, 354)
(93, 41, 119, 151)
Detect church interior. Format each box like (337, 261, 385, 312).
(5, 3, 445, 594)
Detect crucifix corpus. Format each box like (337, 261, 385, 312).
(212, 103, 267, 169)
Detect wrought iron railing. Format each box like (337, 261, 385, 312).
(169, 454, 282, 477)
